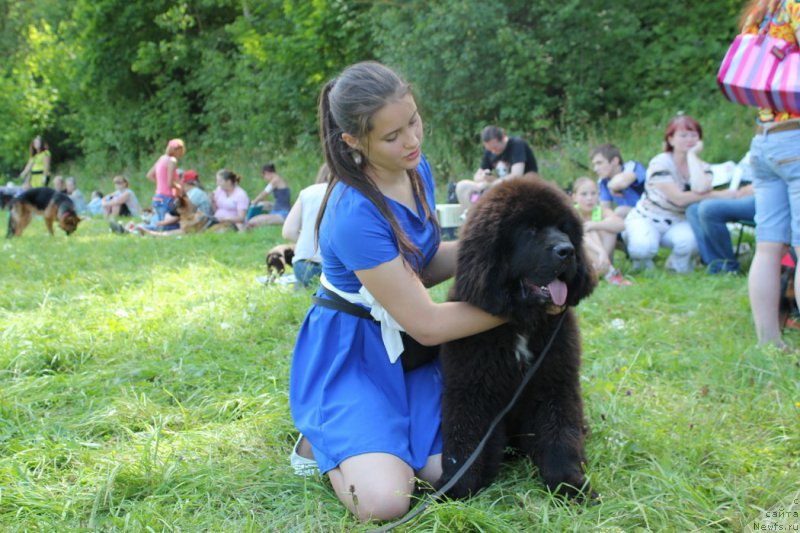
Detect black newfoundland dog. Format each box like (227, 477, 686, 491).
(437, 176, 597, 500)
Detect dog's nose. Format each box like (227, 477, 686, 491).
(553, 242, 574, 260)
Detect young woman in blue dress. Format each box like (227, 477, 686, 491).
(289, 61, 507, 522)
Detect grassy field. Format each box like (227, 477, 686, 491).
(1, 211, 797, 532)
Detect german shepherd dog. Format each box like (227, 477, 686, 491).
(7, 187, 81, 238)
(174, 189, 237, 234)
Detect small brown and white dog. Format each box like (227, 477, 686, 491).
(7, 187, 81, 238)
(266, 244, 295, 282)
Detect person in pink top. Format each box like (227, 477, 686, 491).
(211, 169, 249, 230)
(144, 138, 185, 230)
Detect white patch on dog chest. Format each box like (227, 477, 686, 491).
(515, 333, 532, 364)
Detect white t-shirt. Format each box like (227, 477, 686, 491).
(115, 188, 141, 217)
(293, 183, 327, 263)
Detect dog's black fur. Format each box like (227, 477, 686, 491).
(437, 176, 596, 500)
(266, 244, 295, 281)
(7, 187, 80, 238)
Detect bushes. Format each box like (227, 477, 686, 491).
(0, 0, 746, 173)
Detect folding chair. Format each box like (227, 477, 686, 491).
(734, 219, 756, 257)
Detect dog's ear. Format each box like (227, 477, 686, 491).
(451, 229, 514, 316)
(567, 236, 597, 305)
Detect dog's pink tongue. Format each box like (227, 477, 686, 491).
(548, 279, 568, 306)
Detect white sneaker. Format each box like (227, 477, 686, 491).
(290, 434, 319, 477)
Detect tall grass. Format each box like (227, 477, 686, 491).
(1, 103, 796, 531)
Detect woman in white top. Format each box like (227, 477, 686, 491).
(282, 164, 330, 286)
(624, 115, 735, 273)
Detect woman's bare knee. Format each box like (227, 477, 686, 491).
(329, 453, 414, 522)
(416, 453, 442, 484)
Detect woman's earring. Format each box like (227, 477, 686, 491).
(352, 151, 363, 166)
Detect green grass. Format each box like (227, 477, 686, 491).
(1, 213, 797, 532)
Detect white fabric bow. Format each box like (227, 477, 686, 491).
(319, 274, 405, 363)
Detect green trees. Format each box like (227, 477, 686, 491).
(0, 0, 744, 174)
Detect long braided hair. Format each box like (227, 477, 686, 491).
(315, 61, 438, 272)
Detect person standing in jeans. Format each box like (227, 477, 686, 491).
(144, 138, 184, 231)
(743, 0, 800, 347)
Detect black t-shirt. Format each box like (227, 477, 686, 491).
(479, 136, 538, 175)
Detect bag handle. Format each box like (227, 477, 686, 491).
(757, 0, 786, 37)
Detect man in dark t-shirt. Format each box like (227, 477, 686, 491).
(455, 125, 538, 209)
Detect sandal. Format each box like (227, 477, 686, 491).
(290, 434, 319, 477)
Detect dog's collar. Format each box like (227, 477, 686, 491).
(545, 304, 567, 315)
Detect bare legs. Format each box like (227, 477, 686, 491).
(583, 229, 618, 277)
(326, 452, 441, 522)
(103, 204, 121, 219)
(748, 241, 800, 347)
(245, 213, 285, 229)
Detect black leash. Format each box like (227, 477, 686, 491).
(368, 310, 569, 533)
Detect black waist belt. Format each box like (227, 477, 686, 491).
(311, 285, 439, 372)
(312, 286, 376, 321)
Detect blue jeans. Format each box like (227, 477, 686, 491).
(293, 260, 322, 287)
(144, 194, 178, 231)
(750, 127, 800, 245)
(686, 195, 755, 274)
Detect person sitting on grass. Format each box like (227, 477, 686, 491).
(572, 176, 631, 286)
(211, 169, 249, 231)
(624, 115, 734, 273)
(52, 175, 67, 194)
(589, 143, 646, 219)
(87, 190, 104, 216)
(181, 170, 211, 217)
(454, 125, 538, 210)
(281, 163, 330, 286)
(65, 176, 87, 214)
(246, 163, 291, 229)
(103, 176, 141, 220)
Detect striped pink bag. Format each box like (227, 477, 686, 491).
(717, 6, 800, 114)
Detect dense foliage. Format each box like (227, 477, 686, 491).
(0, 0, 743, 175)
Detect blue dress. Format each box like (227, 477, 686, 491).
(289, 156, 443, 474)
